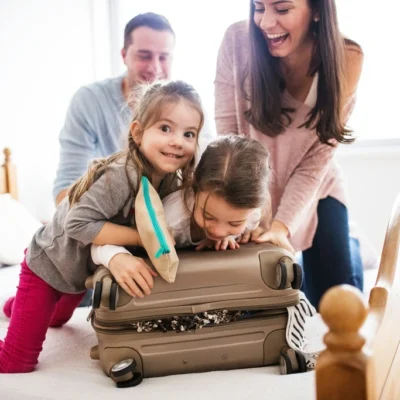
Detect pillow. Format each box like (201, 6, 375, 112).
(135, 177, 179, 283)
(0, 194, 42, 266)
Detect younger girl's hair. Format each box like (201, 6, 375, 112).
(69, 80, 204, 207)
(192, 135, 271, 216)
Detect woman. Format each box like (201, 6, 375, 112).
(214, 0, 364, 308)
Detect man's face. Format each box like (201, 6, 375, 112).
(122, 26, 175, 88)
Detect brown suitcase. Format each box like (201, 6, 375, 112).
(86, 242, 304, 387)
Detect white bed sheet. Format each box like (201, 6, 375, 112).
(0, 264, 378, 400)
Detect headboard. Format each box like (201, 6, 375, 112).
(0, 148, 18, 199)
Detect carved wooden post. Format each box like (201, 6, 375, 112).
(316, 284, 369, 400)
(3, 148, 18, 200)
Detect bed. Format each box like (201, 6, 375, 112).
(0, 148, 398, 400)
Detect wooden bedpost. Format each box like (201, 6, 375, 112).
(3, 148, 18, 200)
(316, 284, 369, 400)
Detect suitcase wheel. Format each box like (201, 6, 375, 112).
(291, 263, 303, 290)
(110, 358, 143, 388)
(92, 281, 103, 309)
(279, 347, 307, 375)
(275, 261, 288, 290)
(109, 281, 119, 311)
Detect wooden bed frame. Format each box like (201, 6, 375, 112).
(316, 192, 400, 400)
(1, 148, 18, 199)
(1, 147, 399, 399)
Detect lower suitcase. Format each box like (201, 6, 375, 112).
(85, 242, 308, 387)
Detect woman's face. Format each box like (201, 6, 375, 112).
(253, 0, 315, 59)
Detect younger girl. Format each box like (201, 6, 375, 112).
(0, 80, 204, 373)
(91, 135, 271, 296)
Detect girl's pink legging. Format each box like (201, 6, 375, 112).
(0, 257, 85, 373)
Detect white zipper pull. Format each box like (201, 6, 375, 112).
(86, 309, 94, 322)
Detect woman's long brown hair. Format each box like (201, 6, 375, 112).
(68, 80, 204, 207)
(244, 0, 362, 145)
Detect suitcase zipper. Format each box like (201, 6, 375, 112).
(86, 308, 94, 322)
(92, 310, 287, 334)
(92, 307, 288, 332)
(93, 301, 296, 327)
(142, 176, 170, 258)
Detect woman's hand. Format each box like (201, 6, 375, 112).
(237, 226, 266, 244)
(108, 253, 157, 298)
(195, 236, 240, 251)
(253, 220, 295, 255)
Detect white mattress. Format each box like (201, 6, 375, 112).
(0, 264, 378, 400)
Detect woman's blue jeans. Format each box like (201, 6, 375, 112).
(301, 196, 363, 309)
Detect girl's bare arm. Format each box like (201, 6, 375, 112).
(92, 222, 142, 246)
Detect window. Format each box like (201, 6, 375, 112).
(336, 0, 400, 141)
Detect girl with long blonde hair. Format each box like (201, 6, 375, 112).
(0, 80, 204, 374)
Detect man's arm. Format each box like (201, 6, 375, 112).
(53, 87, 101, 205)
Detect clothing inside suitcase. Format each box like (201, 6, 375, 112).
(127, 308, 287, 333)
(86, 243, 308, 387)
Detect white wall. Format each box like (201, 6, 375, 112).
(337, 145, 400, 254)
(0, 0, 106, 222)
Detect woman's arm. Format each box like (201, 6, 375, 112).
(343, 44, 364, 100)
(214, 25, 239, 135)
(273, 139, 337, 238)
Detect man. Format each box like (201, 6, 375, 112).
(53, 12, 176, 205)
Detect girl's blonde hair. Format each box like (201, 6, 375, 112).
(69, 80, 204, 207)
(190, 135, 271, 223)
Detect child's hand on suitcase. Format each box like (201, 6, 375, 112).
(195, 236, 240, 251)
(108, 253, 158, 298)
